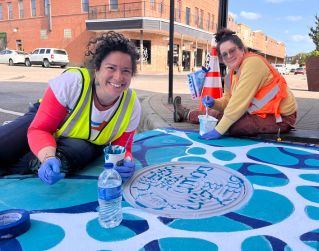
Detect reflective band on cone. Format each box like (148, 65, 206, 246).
(0, 209, 31, 239)
(199, 47, 223, 111)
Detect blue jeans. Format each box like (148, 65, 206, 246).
(0, 103, 104, 175)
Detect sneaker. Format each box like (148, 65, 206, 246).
(173, 96, 190, 122)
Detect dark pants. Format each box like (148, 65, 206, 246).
(188, 109, 296, 136)
(0, 104, 104, 176)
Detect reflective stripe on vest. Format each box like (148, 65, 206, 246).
(55, 67, 136, 145)
(225, 53, 286, 123)
(248, 85, 279, 113)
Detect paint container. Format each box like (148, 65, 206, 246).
(103, 145, 126, 165)
(198, 115, 218, 136)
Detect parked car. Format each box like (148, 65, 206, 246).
(294, 67, 306, 75)
(273, 64, 289, 75)
(0, 49, 31, 66)
(29, 48, 69, 68)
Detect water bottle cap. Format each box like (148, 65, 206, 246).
(104, 163, 114, 169)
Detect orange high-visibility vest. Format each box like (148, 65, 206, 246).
(224, 53, 287, 122)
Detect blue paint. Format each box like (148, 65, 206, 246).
(142, 134, 192, 147)
(177, 156, 210, 162)
(159, 237, 218, 251)
(188, 133, 259, 147)
(0, 238, 23, 251)
(237, 190, 293, 224)
(284, 148, 316, 155)
(0, 178, 98, 211)
(87, 214, 148, 241)
(31, 201, 99, 214)
(305, 206, 319, 220)
(300, 228, 319, 249)
(145, 146, 189, 164)
(247, 164, 282, 175)
(300, 174, 319, 183)
(17, 220, 65, 250)
(227, 163, 288, 187)
(242, 236, 291, 251)
(248, 147, 299, 166)
(87, 217, 135, 242)
(0, 179, 22, 186)
(296, 186, 319, 203)
(212, 150, 236, 161)
(168, 215, 252, 232)
(305, 158, 319, 167)
(134, 130, 163, 141)
(187, 147, 206, 155)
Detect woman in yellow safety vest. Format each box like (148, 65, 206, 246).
(174, 29, 297, 140)
(0, 31, 141, 184)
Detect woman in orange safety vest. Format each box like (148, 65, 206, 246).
(173, 28, 297, 140)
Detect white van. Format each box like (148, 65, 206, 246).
(273, 64, 289, 75)
(28, 48, 69, 68)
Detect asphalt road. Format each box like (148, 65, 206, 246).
(0, 64, 309, 125)
(0, 64, 188, 124)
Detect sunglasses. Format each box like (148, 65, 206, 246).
(220, 47, 238, 59)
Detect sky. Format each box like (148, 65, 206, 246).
(228, 0, 319, 56)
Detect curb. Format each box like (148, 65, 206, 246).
(0, 75, 25, 81)
(138, 94, 169, 132)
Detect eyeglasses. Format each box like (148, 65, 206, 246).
(220, 47, 238, 59)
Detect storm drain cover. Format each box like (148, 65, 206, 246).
(123, 162, 253, 219)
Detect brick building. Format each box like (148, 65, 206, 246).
(0, 0, 285, 72)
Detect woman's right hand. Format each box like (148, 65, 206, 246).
(38, 157, 65, 185)
(202, 96, 215, 108)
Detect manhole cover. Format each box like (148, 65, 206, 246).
(123, 162, 253, 219)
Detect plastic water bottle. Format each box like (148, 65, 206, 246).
(97, 163, 123, 228)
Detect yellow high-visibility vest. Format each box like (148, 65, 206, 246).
(55, 67, 137, 145)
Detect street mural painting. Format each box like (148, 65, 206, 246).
(0, 128, 318, 251)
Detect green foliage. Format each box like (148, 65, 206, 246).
(308, 50, 319, 57)
(309, 15, 319, 50)
(294, 52, 308, 65)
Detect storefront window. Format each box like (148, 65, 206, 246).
(132, 40, 151, 64)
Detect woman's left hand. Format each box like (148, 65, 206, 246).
(115, 159, 135, 182)
(199, 129, 222, 140)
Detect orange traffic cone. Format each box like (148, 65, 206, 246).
(199, 47, 223, 111)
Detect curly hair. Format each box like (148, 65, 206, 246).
(85, 31, 139, 75)
(215, 29, 246, 57)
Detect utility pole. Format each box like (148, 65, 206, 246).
(168, 0, 174, 104)
(218, 0, 228, 79)
(218, 0, 228, 31)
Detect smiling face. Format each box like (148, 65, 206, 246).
(95, 51, 133, 103)
(219, 41, 245, 70)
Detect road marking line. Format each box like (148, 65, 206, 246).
(0, 108, 23, 116)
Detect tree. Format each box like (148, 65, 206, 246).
(309, 14, 319, 51)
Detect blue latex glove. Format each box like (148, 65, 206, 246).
(38, 157, 65, 185)
(202, 95, 215, 108)
(115, 159, 135, 182)
(199, 129, 222, 140)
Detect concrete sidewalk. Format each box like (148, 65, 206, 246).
(138, 74, 319, 144)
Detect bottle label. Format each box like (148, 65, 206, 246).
(98, 186, 122, 200)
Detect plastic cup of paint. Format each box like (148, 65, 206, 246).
(103, 145, 126, 165)
(198, 115, 218, 136)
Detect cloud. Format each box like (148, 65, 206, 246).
(291, 34, 311, 42)
(240, 11, 261, 20)
(285, 16, 302, 21)
(228, 11, 237, 20)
